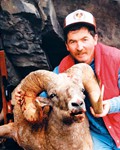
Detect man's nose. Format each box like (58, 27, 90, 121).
(77, 42, 83, 51)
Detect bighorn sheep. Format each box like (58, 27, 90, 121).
(0, 63, 103, 150)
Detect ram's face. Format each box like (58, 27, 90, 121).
(47, 74, 86, 123)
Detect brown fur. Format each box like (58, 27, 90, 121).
(0, 63, 103, 150)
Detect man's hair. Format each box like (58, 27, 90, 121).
(64, 23, 97, 42)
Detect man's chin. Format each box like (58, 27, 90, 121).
(76, 59, 87, 64)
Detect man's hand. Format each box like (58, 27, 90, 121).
(90, 100, 110, 117)
(11, 85, 25, 105)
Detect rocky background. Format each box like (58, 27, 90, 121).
(0, 0, 120, 149)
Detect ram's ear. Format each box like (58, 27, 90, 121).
(35, 97, 53, 123)
(35, 97, 53, 108)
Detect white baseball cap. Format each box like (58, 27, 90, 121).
(64, 9, 96, 31)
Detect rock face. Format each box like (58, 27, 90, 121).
(0, 0, 66, 87)
(0, 0, 120, 88)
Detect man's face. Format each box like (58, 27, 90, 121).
(65, 27, 98, 64)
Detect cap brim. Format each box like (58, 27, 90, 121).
(64, 22, 96, 32)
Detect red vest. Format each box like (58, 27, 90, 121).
(59, 43, 120, 148)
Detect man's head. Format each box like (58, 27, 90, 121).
(64, 9, 96, 34)
(63, 9, 98, 64)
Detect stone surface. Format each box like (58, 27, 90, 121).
(0, 0, 67, 87)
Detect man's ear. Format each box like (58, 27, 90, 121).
(94, 34, 98, 45)
(65, 42, 70, 52)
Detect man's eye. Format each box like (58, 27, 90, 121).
(71, 41, 75, 43)
(69, 40, 76, 44)
(83, 38, 88, 42)
(48, 93, 57, 99)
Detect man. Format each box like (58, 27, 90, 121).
(15, 9, 120, 149)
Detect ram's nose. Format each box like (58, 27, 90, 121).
(68, 98, 86, 114)
(71, 101, 84, 108)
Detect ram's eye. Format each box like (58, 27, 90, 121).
(82, 88, 85, 93)
(48, 93, 57, 99)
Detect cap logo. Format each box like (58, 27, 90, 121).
(73, 11, 85, 20)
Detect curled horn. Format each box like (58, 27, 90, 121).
(65, 63, 103, 114)
(12, 70, 58, 123)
